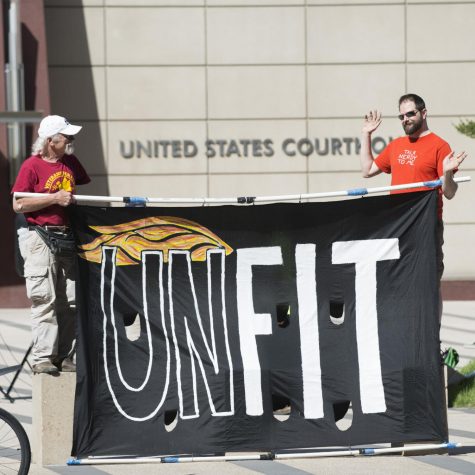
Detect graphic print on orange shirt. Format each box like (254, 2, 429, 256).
(397, 150, 417, 166)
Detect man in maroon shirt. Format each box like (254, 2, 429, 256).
(12, 115, 90, 374)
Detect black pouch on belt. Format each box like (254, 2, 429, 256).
(35, 227, 76, 257)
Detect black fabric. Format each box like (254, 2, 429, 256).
(14, 213, 27, 277)
(69, 191, 447, 458)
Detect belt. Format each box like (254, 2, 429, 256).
(28, 225, 70, 232)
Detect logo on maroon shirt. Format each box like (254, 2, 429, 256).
(44, 171, 75, 192)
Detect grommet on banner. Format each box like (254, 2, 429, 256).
(124, 196, 147, 207)
(259, 453, 274, 460)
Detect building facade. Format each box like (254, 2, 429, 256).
(2, 0, 474, 304)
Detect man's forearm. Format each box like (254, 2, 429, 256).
(13, 195, 57, 213)
(360, 132, 375, 177)
(442, 171, 458, 199)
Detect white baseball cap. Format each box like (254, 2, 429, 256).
(38, 115, 82, 138)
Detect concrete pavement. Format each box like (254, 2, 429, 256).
(0, 304, 473, 474)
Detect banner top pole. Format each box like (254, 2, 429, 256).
(13, 176, 471, 206)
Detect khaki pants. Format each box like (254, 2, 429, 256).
(19, 229, 76, 365)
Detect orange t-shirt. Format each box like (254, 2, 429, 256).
(374, 132, 451, 217)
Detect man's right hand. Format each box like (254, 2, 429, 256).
(55, 189, 73, 207)
(362, 110, 382, 134)
(360, 110, 383, 178)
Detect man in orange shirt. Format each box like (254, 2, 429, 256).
(360, 93, 466, 208)
(360, 93, 467, 312)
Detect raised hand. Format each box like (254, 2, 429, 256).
(443, 151, 467, 174)
(362, 110, 382, 134)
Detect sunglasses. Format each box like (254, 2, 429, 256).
(61, 134, 75, 141)
(398, 109, 420, 121)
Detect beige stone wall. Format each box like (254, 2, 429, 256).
(44, 0, 475, 278)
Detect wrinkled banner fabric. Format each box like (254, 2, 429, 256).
(70, 190, 446, 458)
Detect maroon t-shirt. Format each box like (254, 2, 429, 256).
(11, 154, 91, 226)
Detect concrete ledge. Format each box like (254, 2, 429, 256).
(32, 372, 76, 466)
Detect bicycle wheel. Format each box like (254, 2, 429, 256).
(0, 407, 31, 474)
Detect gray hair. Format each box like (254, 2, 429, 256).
(31, 134, 75, 156)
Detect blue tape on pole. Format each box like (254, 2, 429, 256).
(347, 188, 368, 196)
(67, 458, 81, 465)
(124, 196, 147, 207)
(423, 179, 442, 188)
(360, 448, 375, 455)
(162, 456, 179, 463)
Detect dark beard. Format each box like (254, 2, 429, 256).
(403, 119, 423, 136)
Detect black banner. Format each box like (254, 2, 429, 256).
(70, 190, 447, 458)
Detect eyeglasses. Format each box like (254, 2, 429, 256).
(61, 134, 75, 141)
(398, 109, 420, 121)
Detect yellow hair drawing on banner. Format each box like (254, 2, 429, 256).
(78, 216, 233, 265)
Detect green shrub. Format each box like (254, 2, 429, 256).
(454, 120, 475, 139)
(448, 360, 475, 408)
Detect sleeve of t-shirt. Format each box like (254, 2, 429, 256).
(70, 156, 91, 186)
(373, 141, 393, 174)
(437, 141, 452, 178)
(11, 160, 36, 193)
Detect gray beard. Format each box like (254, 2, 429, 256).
(65, 143, 75, 155)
